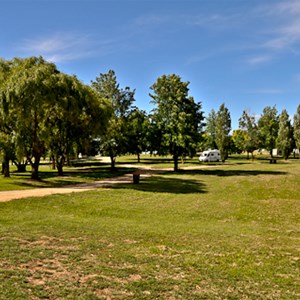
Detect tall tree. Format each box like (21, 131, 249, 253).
(91, 70, 135, 170)
(150, 74, 204, 171)
(257, 106, 279, 157)
(232, 129, 247, 154)
(145, 113, 165, 156)
(127, 108, 148, 162)
(205, 109, 217, 149)
(0, 57, 60, 179)
(215, 103, 231, 162)
(277, 109, 293, 159)
(239, 110, 259, 159)
(45, 74, 110, 176)
(0, 59, 15, 177)
(293, 104, 300, 154)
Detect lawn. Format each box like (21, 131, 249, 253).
(0, 157, 300, 299)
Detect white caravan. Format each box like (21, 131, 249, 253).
(199, 150, 220, 162)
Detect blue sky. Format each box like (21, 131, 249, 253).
(2, 0, 300, 129)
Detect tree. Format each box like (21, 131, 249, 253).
(91, 70, 135, 170)
(0, 56, 109, 179)
(45, 74, 110, 176)
(293, 104, 300, 154)
(238, 110, 259, 159)
(277, 109, 293, 159)
(0, 57, 61, 179)
(232, 129, 247, 154)
(257, 106, 279, 157)
(150, 74, 204, 171)
(205, 109, 217, 149)
(0, 59, 15, 177)
(215, 103, 231, 162)
(127, 108, 148, 162)
(144, 113, 165, 156)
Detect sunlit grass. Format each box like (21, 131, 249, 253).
(1, 159, 300, 298)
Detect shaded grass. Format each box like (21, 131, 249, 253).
(0, 164, 135, 191)
(0, 160, 300, 298)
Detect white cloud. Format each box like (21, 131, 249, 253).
(260, 1, 300, 51)
(19, 32, 100, 63)
(246, 54, 273, 65)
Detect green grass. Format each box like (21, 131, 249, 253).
(0, 158, 300, 298)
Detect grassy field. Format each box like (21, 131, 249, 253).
(0, 157, 300, 299)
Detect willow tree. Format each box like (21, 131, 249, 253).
(0, 56, 110, 179)
(44, 74, 110, 176)
(0, 59, 14, 177)
(150, 74, 204, 171)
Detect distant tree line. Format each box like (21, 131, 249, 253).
(205, 105, 300, 161)
(0, 56, 299, 178)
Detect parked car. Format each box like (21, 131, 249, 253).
(199, 150, 220, 162)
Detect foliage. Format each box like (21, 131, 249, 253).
(215, 103, 231, 162)
(232, 129, 247, 154)
(293, 104, 300, 151)
(45, 74, 110, 175)
(150, 74, 204, 171)
(204, 109, 217, 149)
(257, 106, 279, 156)
(0, 57, 109, 179)
(238, 110, 259, 159)
(276, 109, 294, 159)
(0, 57, 59, 179)
(91, 70, 135, 169)
(127, 108, 148, 162)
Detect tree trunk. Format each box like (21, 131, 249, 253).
(17, 164, 26, 172)
(57, 164, 64, 176)
(14, 161, 27, 172)
(110, 155, 116, 170)
(173, 154, 179, 172)
(2, 157, 10, 177)
(56, 156, 65, 176)
(51, 155, 56, 170)
(31, 156, 40, 180)
(137, 153, 140, 163)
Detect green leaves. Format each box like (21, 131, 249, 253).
(0, 57, 110, 178)
(91, 70, 135, 169)
(277, 109, 294, 159)
(150, 74, 204, 170)
(215, 103, 231, 162)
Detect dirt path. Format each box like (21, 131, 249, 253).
(0, 174, 150, 203)
(0, 163, 221, 203)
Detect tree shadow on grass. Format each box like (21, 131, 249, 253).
(116, 175, 207, 194)
(11, 167, 136, 188)
(177, 169, 287, 177)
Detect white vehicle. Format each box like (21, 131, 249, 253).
(199, 150, 220, 162)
